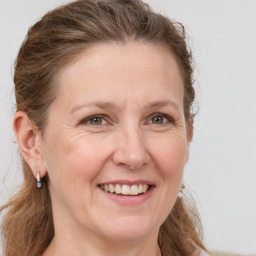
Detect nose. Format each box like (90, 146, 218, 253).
(112, 127, 150, 170)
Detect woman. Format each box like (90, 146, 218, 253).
(0, 0, 209, 255)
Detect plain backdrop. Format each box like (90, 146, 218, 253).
(0, 0, 256, 254)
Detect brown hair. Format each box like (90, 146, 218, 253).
(0, 0, 205, 255)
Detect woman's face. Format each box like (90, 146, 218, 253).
(40, 42, 191, 244)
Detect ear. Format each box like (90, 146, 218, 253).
(185, 119, 194, 162)
(13, 111, 47, 179)
(187, 119, 194, 143)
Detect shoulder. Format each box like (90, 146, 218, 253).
(192, 245, 211, 256)
(201, 252, 211, 256)
(198, 249, 211, 256)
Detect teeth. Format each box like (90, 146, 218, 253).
(122, 185, 130, 195)
(109, 184, 115, 193)
(115, 184, 122, 194)
(142, 184, 147, 193)
(104, 184, 109, 192)
(130, 185, 138, 195)
(100, 184, 149, 195)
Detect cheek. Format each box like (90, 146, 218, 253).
(150, 133, 188, 209)
(43, 132, 111, 190)
(43, 133, 113, 217)
(148, 135, 188, 224)
(151, 134, 188, 177)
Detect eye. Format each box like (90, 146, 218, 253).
(148, 113, 173, 125)
(152, 116, 164, 124)
(79, 115, 107, 126)
(89, 116, 104, 125)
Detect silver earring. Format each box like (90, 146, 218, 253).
(178, 183, 185, 198)
(37, 172, 42, 188)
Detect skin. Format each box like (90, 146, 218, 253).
(14, 42, 193, 256)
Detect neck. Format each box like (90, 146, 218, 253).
(45, 196, 162, 256)
(43, 235, 161, 256)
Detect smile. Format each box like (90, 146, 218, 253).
(99, 184, 150, 196)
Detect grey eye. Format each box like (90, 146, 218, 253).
(89, 117, 103, 125)
(152, 116, 164, 124)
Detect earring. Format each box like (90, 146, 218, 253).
(37, 172, 42, 188)
(178, 183, 185, 198)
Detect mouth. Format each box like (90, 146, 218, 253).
(98, 183, 152, 196)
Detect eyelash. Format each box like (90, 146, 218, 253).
(79, 114, 108, 126)
(79, 112, 174, 126)
(147, 112, 174, 125)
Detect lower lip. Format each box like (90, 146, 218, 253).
(99, 186, 155, 206)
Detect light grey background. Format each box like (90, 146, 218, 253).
(0, 0, 256, 254)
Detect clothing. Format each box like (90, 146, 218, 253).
(198, 249, 211, 256)
(201, 251, 210, 256)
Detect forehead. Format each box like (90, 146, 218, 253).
(54, 42, 184, 110)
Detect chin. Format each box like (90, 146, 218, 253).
(98, 215, 159, 243)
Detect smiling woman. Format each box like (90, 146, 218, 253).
(0, 1, 208, 256)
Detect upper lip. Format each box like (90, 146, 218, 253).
(98, 180, 154, 186)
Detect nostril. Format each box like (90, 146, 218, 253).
(112, 133, 150, 169)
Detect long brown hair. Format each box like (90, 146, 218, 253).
(1, 0, 206, 255)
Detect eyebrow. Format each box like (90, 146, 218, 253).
(70, 101, 117, 114)
(145, 100, 179, 110)
(70, 99, 179, 114)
